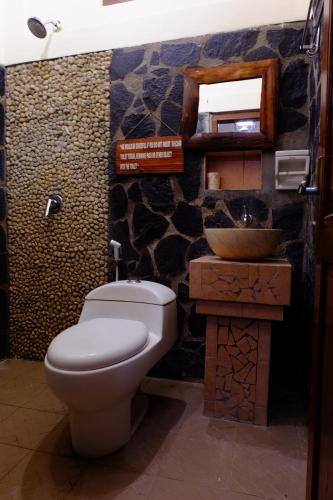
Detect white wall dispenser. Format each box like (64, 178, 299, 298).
(275, 150, 310, 190)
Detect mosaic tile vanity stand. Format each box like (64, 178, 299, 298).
(190, 256, 292, 425)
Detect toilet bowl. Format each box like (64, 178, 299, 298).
(44, 280, 177, 457)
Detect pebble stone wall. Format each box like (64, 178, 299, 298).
(108, 21, 311, 385)
(0, 65, 8, 357)
(6, 52, 111, 359)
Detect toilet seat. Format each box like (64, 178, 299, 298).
(46, 318, 149, 371)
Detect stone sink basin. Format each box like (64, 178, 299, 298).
(205, 228, 282, 261)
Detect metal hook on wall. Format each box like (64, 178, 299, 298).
(300, 0, 324, 57)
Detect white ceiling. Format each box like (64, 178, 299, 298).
(1, 0, 309, 65)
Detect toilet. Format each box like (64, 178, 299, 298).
(44, 280, 177, 457)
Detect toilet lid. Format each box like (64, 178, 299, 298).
(46, 318, 149, 371)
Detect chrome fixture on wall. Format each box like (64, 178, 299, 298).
(27, 17, 62, 39)
(300, 0, 323, 56)
(297, 180, 319, 195)
(110, 240, 122, 281)
(44, 194, 63, 217)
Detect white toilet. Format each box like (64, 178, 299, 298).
(44, 280, 177, 457)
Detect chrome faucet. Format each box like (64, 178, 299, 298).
(44, 194, 63, 217)
(240, 204, 253, 227)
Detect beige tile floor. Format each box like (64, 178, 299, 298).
(0, 359, 307, 500)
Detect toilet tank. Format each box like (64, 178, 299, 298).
(79, 280, 177, 345)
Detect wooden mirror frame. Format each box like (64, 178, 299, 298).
(181, 59, 280, 151)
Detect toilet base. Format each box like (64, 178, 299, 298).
(69, 398, 132, 458)
(131, 392, 149, 436)
(69, 392, 150, 458)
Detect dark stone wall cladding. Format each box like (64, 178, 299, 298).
(0, 65, 8, 357)
(304, 8, 322, 303)
(109, 22, 309, 382)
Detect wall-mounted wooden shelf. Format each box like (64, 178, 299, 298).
(205, 150, 262, 190)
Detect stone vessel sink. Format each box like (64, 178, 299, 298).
(205, 228, 282, 261)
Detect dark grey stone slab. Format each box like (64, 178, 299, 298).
(155, 235, 190, 276)
(133, 204, 169, 249)
(204, 29, 258, 60)
(134, 97, 144, 108)
(110, 83, 134, 135)
(0, 104, 4, 146)
(150, 51, 160, 65)
(135, 249, 154, 277)
(128, 182, 142, 202)
(141, 177, 175, 213)
(202, 195, 217, 209)
(143, 73, 171, 111)
(159, 101, 182, 136)
(205, 210, 235, 228)
(178, 282, 190, 303)
(280, 59, 309, 109)
(169, 74, 184, 106)
(160, 43, 200, 66)
(121, 113, 156, 139)
(187, 237, 213, 261)
(0, 226, 6, 254)
(152, 68, 170, 77)
(110, 49, 145, 79)
(0, 149, 4, 182)
(267, 28, 303, 58)
(188, 304, 206, 338)
(0, 289, 8, 328)
(278, 108, 308, 134)
(0, 66, 4, 97)
(171, 202, 203, 237)
(178, 152, 203, 202)
(272, 202, 304, 241)
(135, 64, 147, 75)
(244, 46, 278, 61)
(109, 184, 128, 221)
(0, 188, 6, 221)
(0, 254, 8, 283)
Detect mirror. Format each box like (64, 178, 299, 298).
(197, 79, 262, 134)
(182, 60, 279, 151)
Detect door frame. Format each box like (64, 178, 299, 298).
(306, 0, 333, 498)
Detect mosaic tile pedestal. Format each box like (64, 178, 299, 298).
(190, 256, 292, 425)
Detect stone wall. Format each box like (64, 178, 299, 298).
(6, 52, 110, 359)
(109, 22, 310, 385)
(0, 64, 8, 357)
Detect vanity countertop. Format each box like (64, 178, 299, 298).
(189, 256, 292, 306)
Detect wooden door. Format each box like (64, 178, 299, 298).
(307, 0, 333, 498)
